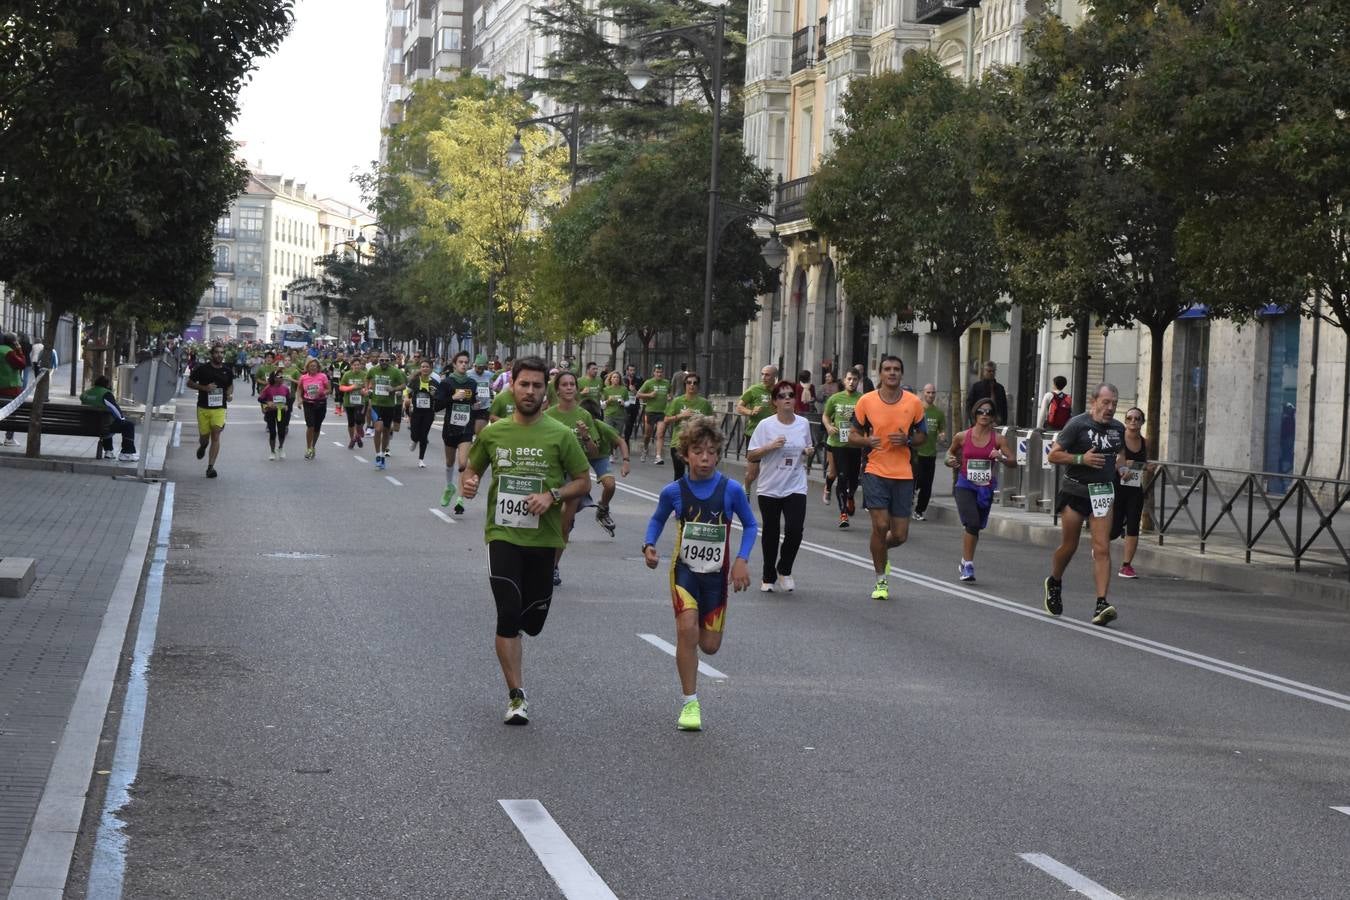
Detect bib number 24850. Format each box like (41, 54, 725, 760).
(1088, 482, 1115, 518)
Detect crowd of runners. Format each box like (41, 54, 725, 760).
(185, 345, 1153, 732)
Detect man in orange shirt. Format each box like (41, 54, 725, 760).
(848, 355, 927, 600)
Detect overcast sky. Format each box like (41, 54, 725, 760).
(232, 0, 385, 208)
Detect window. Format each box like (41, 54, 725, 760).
(437, 27, 461, 51)
(211, 283, 229, 307)
(239, 207, 263, 239)
(238, 246, 262, 273)
(237, 280, 261, 308)
(215, 215, 232, 237)
(213, 245, 231, 271)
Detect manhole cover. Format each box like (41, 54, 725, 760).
(261, 552, 332, 560)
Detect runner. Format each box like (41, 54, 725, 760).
(912, 383, 948, 521)
(848, 356, 927, 600)
(588, 415, 630, 536)
(340, 359, 368, 448)
(642, 415, 757, 731)
(621, 363, 643, 446)
(405, 359, 438, 468)
(1111, 406, 1152, 579)
(364, 352, 407, 470)
(637, 363, 672, 464)
(601, 371, 628, 459)
(489, 384, 516, 422)
(544, 371, 602, 586)
(822, 369, 864, 528)
(257, 370, 291, 460)
(747, 381, 812, 592)
(186, 344, 234, 478)
(945, 400, 1014, 581)
(469, 353, 495, 437)
(664, 372, 714, 481)
(436, 351, 478, 513)
(576, 361, 604, 407)
(298, 358, 330, 460)
(1043, 382, 1126, 626)
(736, 364, 778, 494)
(460, 357, 592, 725)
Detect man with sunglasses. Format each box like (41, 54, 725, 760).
(665, 372, 714, 481)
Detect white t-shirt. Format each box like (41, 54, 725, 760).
(748, 414, 812, 498)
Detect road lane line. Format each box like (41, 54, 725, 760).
(639, 633, 727, 680)
(429, 508, 456, 525)
(1018, 853, 1123, 900)
(171, 421, 181, 447)
(1334, 806, 1350, 816)
(354, 455, 368, 463)
(498, 800, 618, 900)
(614, 482, 1350, 714)
(385, 476, 403, 487)
(332, 441, 345, 447)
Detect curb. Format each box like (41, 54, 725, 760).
(0, 455, 165, 478)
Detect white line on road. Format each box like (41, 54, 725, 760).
(1333, 806, 1350, 816)
(614, 481, 1350, 714)
(354, 455, 368, 463)
(332, 441, 344, 447)
(385, 476, 403, 487)
(498, 800, 618, 900)
(171, 421, 181, 447)
(429, 508, 456, 525)
(1018, 853, 1123, 900)
(639, 633, 727, 680)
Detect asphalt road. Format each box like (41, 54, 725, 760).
(70, 396, 1350, 899)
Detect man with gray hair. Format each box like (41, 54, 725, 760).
(736, 364, 778, 492)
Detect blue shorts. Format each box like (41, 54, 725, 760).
(862, 472, 915, 518)
(590, 455, 612, 479)
(671, 563, 728, 633)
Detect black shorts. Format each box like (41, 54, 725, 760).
(345, 405, 366, 427)
(371, 404, 402, 426)
(488, 541, 556, 638)
(442, 426, 474, 448)
(1056, 490, 1093, 520)
(302, 401, 326, 429)
(472, 409, 490, 423)
(1112, 486, 1145, 539)
(646, 412, 665, 425)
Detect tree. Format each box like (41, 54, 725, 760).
(808, 55, 1010, 432)
(0, 0, 293, 455)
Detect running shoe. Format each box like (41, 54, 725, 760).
(870, 577, 889, 600)
(640, 451, 648, 463)
(596, 506, 616, 537)
(1118, 563, 1138, 579)
(655, 456, 664, 466)
(822, 485, 831, 505)
(118, 452, 139, 462)
(778, 575, 795, 592)
(1043, 576, 1063, 616)
(278, 447, 286, 460)
(305, 448, 315, 460)
(418, 460, 426, 468)
(442, 484, 457, 507)
(206, 466, 218, 478)
(454, 502, 465, 516)
(959, 561, 975, 582)
(760, 582, 775, 593)
(356, 439, 364, 448)
(2, 437, 17, 446)
(677, 699, 702, 732)
(1091, 599, 1118, 626)
(348, 438, 356, 449)
(839, 513, 849, 529)
(375, 455, 385, 470)
(504, 696, 529, 725)
(912, 511, 926, 521)
(196, 441, 207, 460)
(269, 451, 276, 461)
(552, 566, 562, 586)
(846, 496, 855, 516)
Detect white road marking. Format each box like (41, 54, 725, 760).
(638, 633, 727, 680)
(332, 441, 344, 447)
(1333, 806, 1350, 816)
(614, 481, 1350, 714)
(429, 508, 456, 525)
(498, 800, 618, 900)
(385, 476, 403, 487)
(354, 455, 368, 463)
(1018, 853, 1123, 900)
(171, 421, 181, 447)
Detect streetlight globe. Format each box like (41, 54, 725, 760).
(625, 60, 655, 91)
(506, 134, 525, 165)
(760, 232, 788, 269)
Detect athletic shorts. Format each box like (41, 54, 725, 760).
(671, 562, 727, 633)
(442, 426, 474, 448)
(472, 409, 490, 423)
(345, 405, 366, 427)
(862, 472, 915, 518)
(302, 401, 326, 429)
(1112, 486, 1145, 539)
(954, 486, 992, 532)
(645, 412, 665, 426)
(372, 404, 401, 425)
(488, 541, 556, 638)
(196, 407, 226, 433)
(1056, 490, 1094, 520)
(590, 455, 612, 479)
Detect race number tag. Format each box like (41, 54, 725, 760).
(837, 423, 850, 443)
(965, 458, 992, 486)
(374, 379, 391, 397)
(348, 393, 364, 406)
(1088, 482, 1115, 518)
(449, 403, 471, 426)
(415, 395, 431, 410)
(495, 475, 542, 529)
(680, 521, 727, 574)
(305, 383, 320, 399)
(476, 383, 491, 401)
(1120, 464, 1143, 488)
(207, 389, 224, 408)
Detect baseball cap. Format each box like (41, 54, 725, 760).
(474, 353, 488, 365)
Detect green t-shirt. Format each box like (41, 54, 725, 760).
(545, 404, 600, 459)
(915, 404, 946, 458)
(740, 383, 773, 437)
(601, 385, 628, 423)
(80, 385, 113, 408)
(490, 391, 516, 420)
(823, 390, 862, 448)
(666, 394, 714, 443)
(468, 416, 590, 549)
(365, 365, 406, 407)
(341, 369, 368, 407)
(640, 378, 671, 414)
(576, 376, 604, 403)
(592, 418, 621, 458)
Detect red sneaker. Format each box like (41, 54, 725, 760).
(1118, 563, 1138, 579)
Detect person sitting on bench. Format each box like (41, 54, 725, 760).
(80, 375, 138, 461)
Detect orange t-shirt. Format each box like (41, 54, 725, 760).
(852, 389, 928, 480)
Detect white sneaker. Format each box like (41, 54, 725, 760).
(117, 452, 139, 462)
(2, 438, 16, 446)
(504, 695, 529, 725)
(777, 575, 795, 592)
(278, 448, 286, 460)
(269, 451, 276, 461)
(418, 460, 426, 468)
(760, 582, 775, 593)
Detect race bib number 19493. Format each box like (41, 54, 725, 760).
(680, 521, 727, 573)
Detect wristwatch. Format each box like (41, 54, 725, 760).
(549, 487, 562, 504)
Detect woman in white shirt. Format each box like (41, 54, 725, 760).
(747, 380, 813, 592)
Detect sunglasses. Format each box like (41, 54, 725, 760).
(685, 379, 699, 385)
(1125, 415, 1143, 422)
(975, 409, 994, 417)
(775, 392, 796, 400)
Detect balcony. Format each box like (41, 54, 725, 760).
(776, 175, 813, 224)
(214, 226, 233, 239)
(817, 16, 827, 60)
(913, 0, 973, 24)
(791, 26, 815, 73)
(213, 261, 234, 274)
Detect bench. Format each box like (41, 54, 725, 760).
(3, 402, 114, 456)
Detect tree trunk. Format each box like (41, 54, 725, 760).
(25, 305, 66, 458)
(608, 331, 621, 372)
(1140, 321, 1168, 533)
(946, 329, 965, 435)
(1072, 314, 1090, 415)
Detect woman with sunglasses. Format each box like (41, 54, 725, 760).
(1111, 407, 1152, 578)
(945, 400, 1015, 581)
(746, 380, 813, 592)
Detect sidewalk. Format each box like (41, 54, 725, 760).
(0, 471, 159, 896)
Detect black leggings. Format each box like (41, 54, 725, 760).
(488, 541, 556, 638)
(409, 410, 436, 458)
(623, 405, 641, 444)
(265, 409, 289, 447)
(913, 453, 937, 515)
(757, 493, 806, 583)
(1112, 485, 1145, 539)
(830, 446, 862, 514)
(302, 401, 326, 430)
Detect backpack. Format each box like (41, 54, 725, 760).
(1045, 392, 1071, 429)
